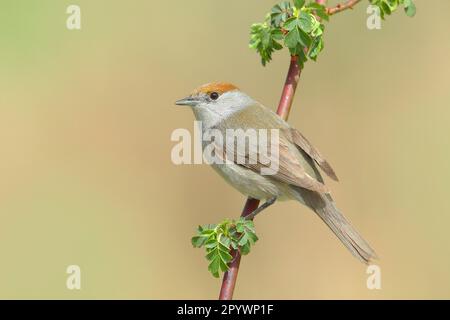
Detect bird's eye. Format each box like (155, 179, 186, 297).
(209, 92, 219, 100)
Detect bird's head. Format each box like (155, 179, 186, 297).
(175, 82, 254, 125)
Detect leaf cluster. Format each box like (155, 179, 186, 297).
(191, 218, 258, 278)
(249, 0, 328, 67)
(249, 0, 416, 67)
(370, 0, 416, 18)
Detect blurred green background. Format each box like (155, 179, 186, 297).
(1, 0, 449, 299)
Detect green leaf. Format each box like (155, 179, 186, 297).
(380, 1, 392, 15)
(284, 26, 300, 49)
(298, 12, 317, 33)
(297, 50, 308, 69)
(270, 1, 292, 27)
(293, 0, 305, 9)
(261, 29, 271, 47)
(403, 0, 416, 17)
(298, 28, 312, 48)
(284, 17, 298, 31)
(240, 242, 251, 255)
(236, 218, 259, 250)
(238, 233, 249, 246)
(191, 236, 206, 248)
(271, 29, 284, 40)
(312, 22, 324, 37)
(191, 224, 217, 248)
(308, 36, 324, 61)
(315, 9, 329, 22)
(247, 231, 259, 243)
(249, 22, 278, 66)
(205, 238, 218, 249)
(205, 249, 217, 261)
(204, 234, 233, 277)
(219, 235, 231, 247)
(273, 41, 283, 50)
(305, 2, 329, 21)
(370, 0, 417, 19)
(208, 258, 220, 278)
(200, 224, 216, 232)
(385, 0, 398, 11)
(219, 257, 229, 272)
(192, 218, 259, 278)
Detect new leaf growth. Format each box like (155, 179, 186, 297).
(250, 0, 327, 67)
(191, 218, 258, 278)
(250, 0, 416, 67)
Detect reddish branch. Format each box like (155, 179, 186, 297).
(219, 0, 364, 300)
(219, 56, 301, 300)
(218, 198, 260, 300)
(326, 0, 362, 15)
(276, 55, 301, 119)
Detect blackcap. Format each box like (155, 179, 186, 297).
(176, 82, 376, 263)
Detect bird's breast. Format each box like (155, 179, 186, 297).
(209, 162, 292, 201)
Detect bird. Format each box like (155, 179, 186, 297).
(175, 82, 377, 264)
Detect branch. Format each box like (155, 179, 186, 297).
(326, 0, 362, 15)
(218, 198, 259, 300)
(218, 55, 301, 300)
(216, 0, 414, 301)
(219, 0, 355, 301)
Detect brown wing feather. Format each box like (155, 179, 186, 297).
(284, 128, 339, 181)
(206, 102, 331, 193)
(211, 133, 330, 194)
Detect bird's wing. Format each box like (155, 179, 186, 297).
(243, 138, 330, 194)
(283, 128, 338, 181)
(210, 127, 330, 194)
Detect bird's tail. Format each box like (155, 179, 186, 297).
(294, 188, 377, 264)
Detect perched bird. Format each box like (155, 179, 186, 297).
(176, 82, 376, 263)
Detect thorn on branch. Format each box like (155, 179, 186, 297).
(326, 0, 362, 16)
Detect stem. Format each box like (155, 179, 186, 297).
(218, 56, 302, 300)
(218, 198, 259, 300)
(276, 55, 301, 119)
(327, 0, 362, 15)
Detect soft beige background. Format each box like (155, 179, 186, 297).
(0, 0, 449, 299)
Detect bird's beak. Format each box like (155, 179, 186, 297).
(175, 96, 200, 107)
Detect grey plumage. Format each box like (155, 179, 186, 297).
(177, 83, 377, 264)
